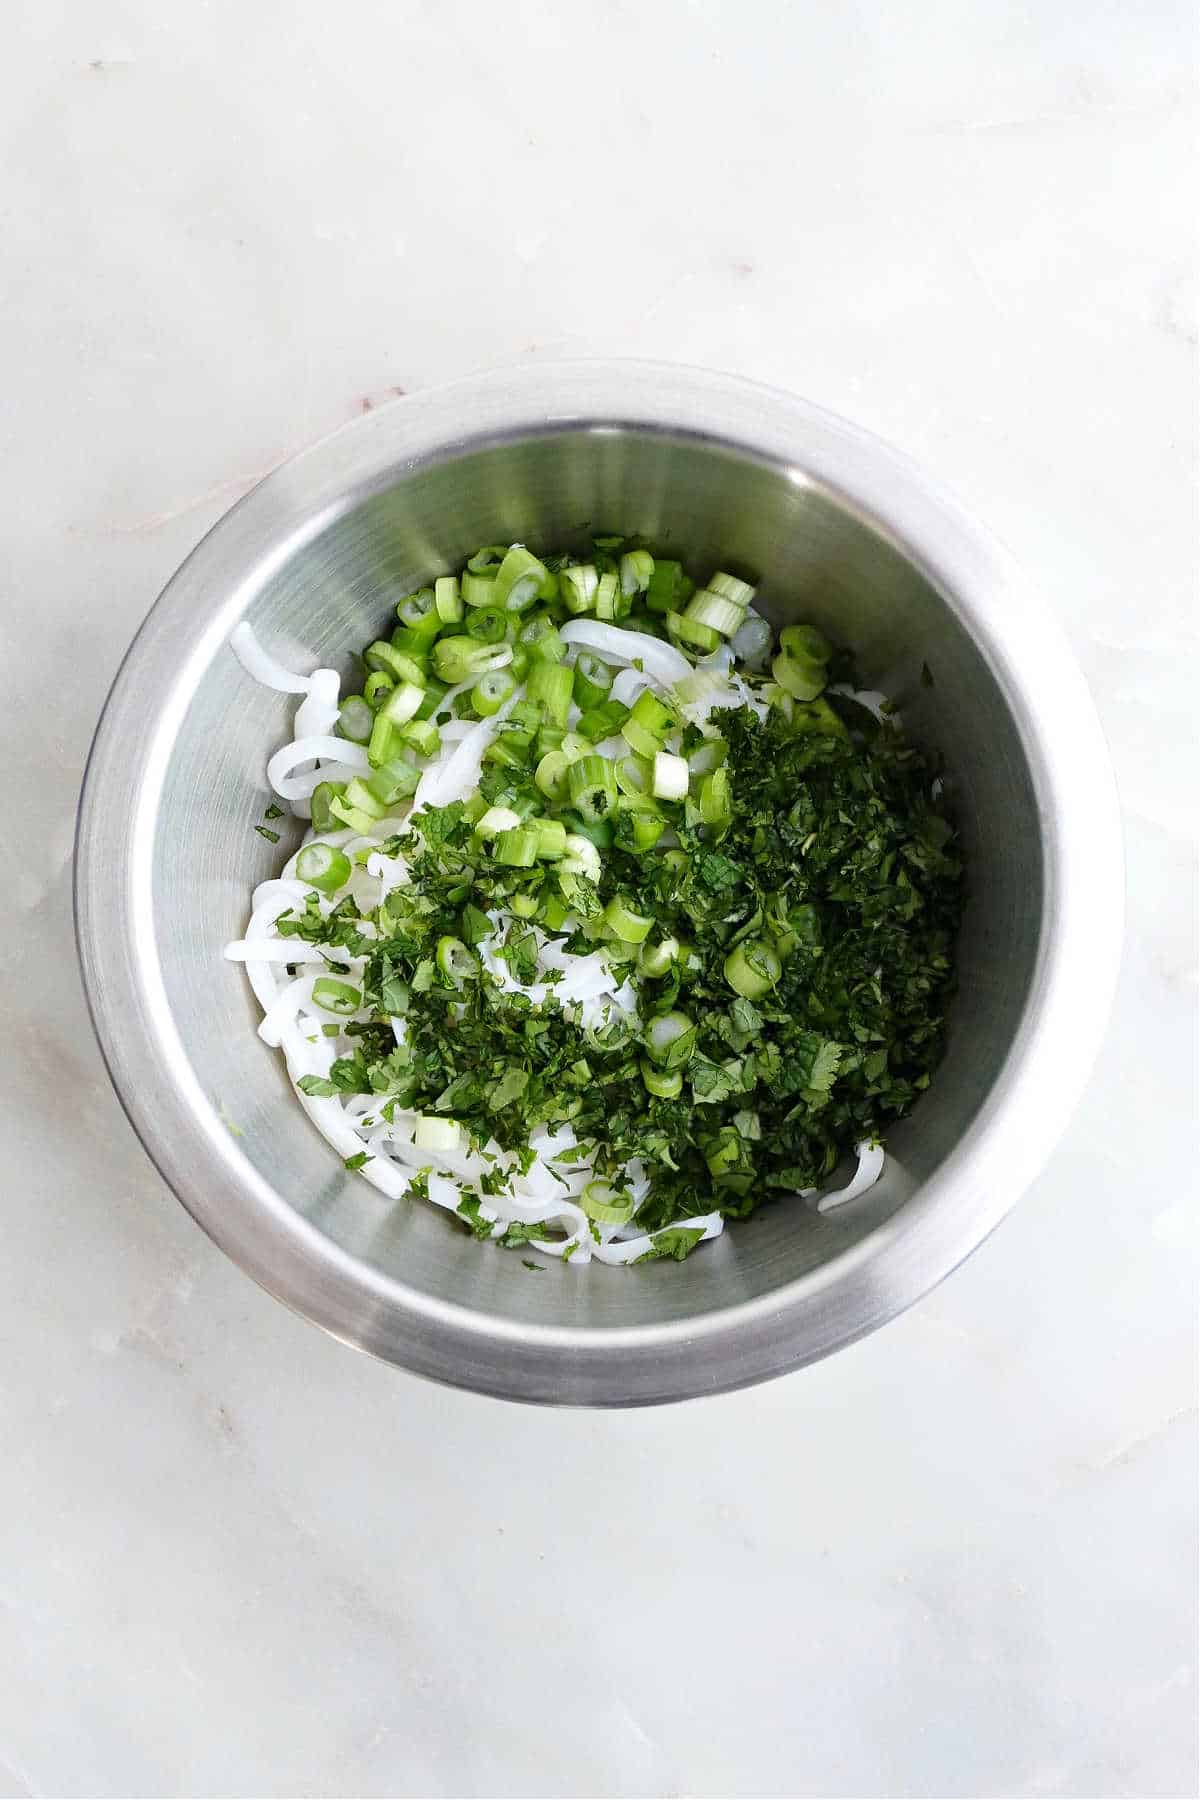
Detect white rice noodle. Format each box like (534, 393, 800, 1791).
(240, 882, 315, 1013)
(294, 668, 341, 739)
(610, 666, 654, 707)
(285, 671, 344, 820)
(478, 935, 550, 1005)
(830, 683, 889, 722)
(366, 848, 410, 896)
(559, 620, 691, 687)
(555, 951, 616, 1005)
(698, 643, 736, 676)
(284, 761, 368, 803)
(230, 622, 313, 694)
(267, 735, 370, 800)
(679, 669, 767, 728)
(257, 973, 325, 1047)
(411, 690, 520, 815)
(229, 614, 897, 1268)
(816, 1140, 886, 1213)
(591, 1212, 725, 1265)
(252, 875, 318, 913)
(426, 1171, 466, 1215)
(277, 1024, 410, 1201)
(224, 939, 329, 964)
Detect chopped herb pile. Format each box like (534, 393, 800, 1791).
(241, 537, 962, 1264)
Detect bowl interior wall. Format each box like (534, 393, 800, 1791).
(156, 427, 1040, 1331)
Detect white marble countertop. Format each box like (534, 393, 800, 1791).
(2, 4, 1195, 1796)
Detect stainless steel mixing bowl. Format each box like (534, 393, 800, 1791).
(75, 361, 1122, 1405)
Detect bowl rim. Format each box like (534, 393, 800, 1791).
(75, 358, 1123, 1405)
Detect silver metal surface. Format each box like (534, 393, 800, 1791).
(75, 360, 1122, 1405)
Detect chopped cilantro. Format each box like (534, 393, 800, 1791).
(249, 546, 962, 1262)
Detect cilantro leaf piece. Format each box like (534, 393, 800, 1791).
(635, 1227, 705, 1263)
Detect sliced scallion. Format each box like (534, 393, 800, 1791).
(436, 935, 478, 986)
(519, 613, 565, 663)
(644, 1011, 697, 1069)
(527, 661, 574, 728)
(772, 649, 826, 701)
(310, 782, 346, 833)
(684, 589, 746, 637)
(667, 610, 721, 654)
(573, 652, 614, 710)
(651, 751, 689, 801)
(645, 558, 683, 615)
(707, 571, 757, 608)
(474, 805, 523, 838)
(466, 605, 508, 644)
(724, 938, 782, 1000)
(378, 679, 425, 726)
(615, 754, 652, 798)
(637, 935, 679, 978)
(461, 571, 497, 609)
(413, 1115, 467, 1153)
(341, 777, 388, 820)
(394, 587, 440, 638)
(560, 564, 598, 614)
(604, 895, 653, 944)
(295, 843, 351, 893)
(640, 1057, 683, 1099)
(594, 572, 619, 620)
(400, 717, 440, 756)
(780, 623, 833, 664)
(567, 753, 618, 823)
(620, 549, 654, 596)
(492, 544, 548, 612)
(433, 636, 513, 685)
(434, 574, 464, 623)
(337, 695, 374, 744)
(534, 750, 571, 802)
(470, 669, 517, 717)
(312, 977, 361, 1015)
(580, 1180, 634, 1225)
(621, 688, 678, 758)
(699, 767, 732, 834)
(366, 755, 421, 807)
(495, 827, 539, 867)
(532, 818, 568, 861)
